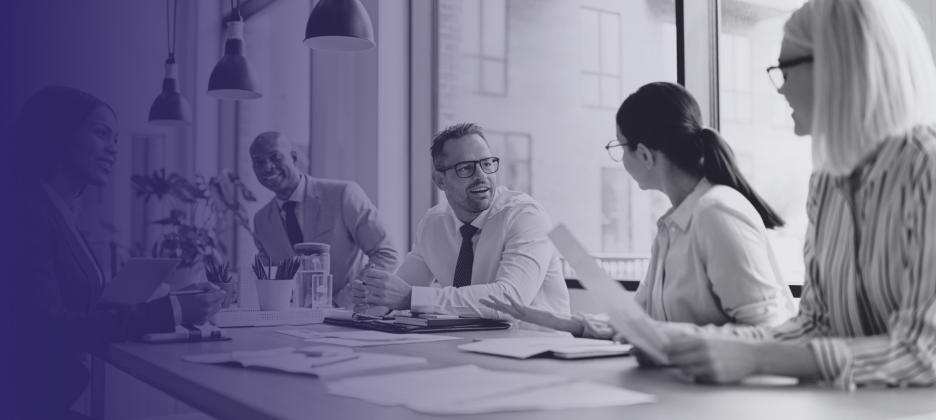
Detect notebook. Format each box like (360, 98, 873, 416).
(393, 314, 488, 328)
(458, 337, 632, 360)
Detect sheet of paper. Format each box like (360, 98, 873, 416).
(183, 347, 358, 374)
(457, 337, 625, 359)
(888, 412, 936, 420)
(327, 365, 569, 406)
(310, 353, 428, 379)
(411, 381, 655, 415)
(277, 329, 461, 347)
(326, 364, 654, 415)
(183, 348, 425, 377)
(549, 224, 670, 364)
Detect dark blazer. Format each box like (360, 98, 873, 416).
(10, 186, 174, 418)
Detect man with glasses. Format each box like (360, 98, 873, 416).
(351, 123, 570, 318)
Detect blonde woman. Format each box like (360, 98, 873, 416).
(661, 0, 936, 389)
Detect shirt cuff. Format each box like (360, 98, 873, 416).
(410, 286, 442, 313)
(808, 338, 855, 391)
(169, 295, 182, 325)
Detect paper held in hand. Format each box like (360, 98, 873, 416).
(548, 224, 670, 364)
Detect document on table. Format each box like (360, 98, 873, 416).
(183, 347, 427, 378)
(326, 364, 654, 415)
(888, 412, 936, 420)
(458, 337, 632, 359)
(277, 328, 461, 347)
(549, 224, 670, 364)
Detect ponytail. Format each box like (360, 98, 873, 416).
(698, 128, 785, 229)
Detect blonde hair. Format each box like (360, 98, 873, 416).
(785, 0, 936, 175)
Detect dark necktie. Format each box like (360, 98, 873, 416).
(453, 223, 479, 288)
(282, 201, 304, 246)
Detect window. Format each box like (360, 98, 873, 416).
(719, 32, 753, 122)
(455, 0, 508, 96)
(718, 0, 810, 285)
(484, 130, 533, 194)
(580, 7, 622, 109)
(436, 0, 676, 259)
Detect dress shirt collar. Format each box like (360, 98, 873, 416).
(276, 174, 307, 208)
(659, 178, 712, 232)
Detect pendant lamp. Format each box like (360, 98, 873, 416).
(149, 0, 192, 125)
(208, 0, 261, 99)
(304, 0, 375, 51)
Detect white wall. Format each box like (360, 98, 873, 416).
(309, 0, 412, 252)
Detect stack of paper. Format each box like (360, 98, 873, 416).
(183, 347, 427, 378)
(458, 337, 632, 359)
(326, 365, 654, 415)
(213, 308, 324, 327)
(277, 329, 461, 347)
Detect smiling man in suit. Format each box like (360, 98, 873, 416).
(250, 131, 400, 308)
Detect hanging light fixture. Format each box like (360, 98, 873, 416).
(207, 0, 261, 99)
(149, 0, 192, 125)
(304, 0, 375, 51)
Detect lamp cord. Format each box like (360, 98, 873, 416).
(230, 0, 242, 20)
(166, 0, 178, 61)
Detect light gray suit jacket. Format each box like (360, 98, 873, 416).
(253, 176, 401, 307)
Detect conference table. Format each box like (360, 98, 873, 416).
(103, 324, 936, 420)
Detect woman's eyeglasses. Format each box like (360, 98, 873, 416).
(605, 139, 628, 162)
(766, 55, 813, 90)
(436, 157, 500, 178)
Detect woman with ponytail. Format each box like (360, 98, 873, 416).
(481, 81, 795, 339)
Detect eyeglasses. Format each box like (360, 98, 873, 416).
(605, 139, 628, 162)
(766, 55, 813, 90)
(436, 157, 500, 178)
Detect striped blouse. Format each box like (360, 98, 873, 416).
(687, 126, 936, 390)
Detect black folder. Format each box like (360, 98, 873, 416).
(323, 317, 511, 334)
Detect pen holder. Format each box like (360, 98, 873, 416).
(256, 277, 294, 311)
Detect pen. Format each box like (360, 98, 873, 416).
(169, 289, 208, 296)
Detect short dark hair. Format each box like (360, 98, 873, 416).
(430, 122, 486, 170)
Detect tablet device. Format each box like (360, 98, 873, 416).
(100, 258, 181, 305)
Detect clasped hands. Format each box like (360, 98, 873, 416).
(350, 268, 412, 311)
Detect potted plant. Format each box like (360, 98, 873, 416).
(205, 259, 237, 308)
(131, 169, 257, 288)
